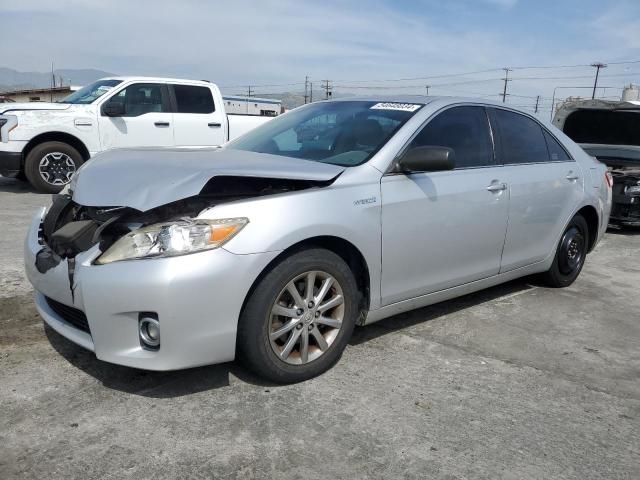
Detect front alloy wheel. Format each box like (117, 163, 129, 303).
(237, 248, 359, 383)
(24, 141, 84, 193)
(269, 270, 345, 365)
(38, 152, 77, 186)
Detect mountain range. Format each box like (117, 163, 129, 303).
(0, 67, 318, 109)
(0, 67, 114, 92)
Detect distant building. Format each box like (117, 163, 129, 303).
(222, 96, 282, 116)
(0, 86, 79, 103)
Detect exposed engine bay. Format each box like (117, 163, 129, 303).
(36, 175, 333, 275)
(597, 159, 640, 226)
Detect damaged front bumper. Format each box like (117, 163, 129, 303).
(25, 208, 280, 370)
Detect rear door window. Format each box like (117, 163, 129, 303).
(409, 106, 494, 168)
(172, 85, 215, 114)
(493, 109, 548, 164)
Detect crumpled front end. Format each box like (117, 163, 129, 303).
(24, 195, 280, 370)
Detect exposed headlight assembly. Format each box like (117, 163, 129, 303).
(95, 217, 248, 265)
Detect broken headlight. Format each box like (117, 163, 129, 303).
(95, 217, 248, 264)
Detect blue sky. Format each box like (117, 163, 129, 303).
(1, 0, 639, 114)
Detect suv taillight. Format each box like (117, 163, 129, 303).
(605, 171, 613, 189)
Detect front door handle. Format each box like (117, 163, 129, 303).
(566, 172, 580, 181)
(486, 182, 507, 192)
(154, 121, 170, 127)
(208, 122, 222, 128)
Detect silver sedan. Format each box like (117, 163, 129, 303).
(25, 97, 612, 382)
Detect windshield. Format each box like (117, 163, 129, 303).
(59, 79, 123, 104)
(563, 109, 640, 146)
(227, 101, 423, 166)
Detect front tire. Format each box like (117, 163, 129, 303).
(24, 141, 83, 193)
(541, 214, 589, 288)
(237, 248, 359, 383)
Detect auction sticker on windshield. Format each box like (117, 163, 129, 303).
(370, 103, 422, 112)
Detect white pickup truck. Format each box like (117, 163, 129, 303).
(0, 77, 276, 192)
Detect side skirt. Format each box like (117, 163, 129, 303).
(362, 256, 552, 325)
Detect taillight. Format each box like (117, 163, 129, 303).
(605, 171, 613, 189)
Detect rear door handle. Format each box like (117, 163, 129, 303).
(566, 173, 580, 181)
(154, 121, 170, 127)
(486, 182, 507, 192)
(208, 122, 222, 128)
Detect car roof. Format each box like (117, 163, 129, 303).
(324, 95, 542, 116)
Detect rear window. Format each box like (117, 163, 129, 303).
(563, 109, 640, 146)
(173, 85, 215, 114)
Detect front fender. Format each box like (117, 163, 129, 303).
(199, 182, 383, 308)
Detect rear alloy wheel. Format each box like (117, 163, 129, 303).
(541, 214, 589, 288)
(237, 248, 359, 383)
(24, 141, 84, 194)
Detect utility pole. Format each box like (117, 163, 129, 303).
(322, 80, 332, 100)
(534, 95, 540, 113)
(591, 62, 607, 99)
(501, 68, 511, 103)
(50, 61, 55, 102)
(425, 85, 430, 95)
(247, 85, 253, 97)
(304, 76, 309, 104)
(309, 82, 313, 103)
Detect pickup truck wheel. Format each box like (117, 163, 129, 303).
(24, 141, 83, 193)
(541, 214, 589, 288)
(237, 248, 359, 383)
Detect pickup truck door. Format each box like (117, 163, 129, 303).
(98, 83, 174, 149)
(380, 106, 509, 305)
(488, 108, 584, 271)
(170, 84, 226, 147)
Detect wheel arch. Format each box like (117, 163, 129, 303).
(575, 204, 599, 252)
(22, 131, 91, 169)
(241, 235, 372, 321)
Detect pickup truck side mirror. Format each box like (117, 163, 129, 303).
(397, 146, 456, 173)
(102, 102, 126, 117)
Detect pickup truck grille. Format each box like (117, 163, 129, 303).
(45, 296, 91, 334)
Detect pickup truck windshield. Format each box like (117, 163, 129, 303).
(59, 79, 123, 104)
(227, 101, 423, 166)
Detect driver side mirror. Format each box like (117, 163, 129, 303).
(397, 146, 455, 173)
(102, 102, 126, 117)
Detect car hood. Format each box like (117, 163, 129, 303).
(71, 147, 345, 211)
(0, 102, 72, 114)
(580, 143, 640, 169)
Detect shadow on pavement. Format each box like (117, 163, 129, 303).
(606, 226, 640, 236)
(0, 176, 41, 194)
(45, 325, 277, 398)
(44, 278, 536, 397)
(350, 278, 535, 345)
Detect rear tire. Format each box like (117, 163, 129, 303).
(24, 141, 83, 193)
(237, 248, 359, 383)
(541, 214, 589, 288)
